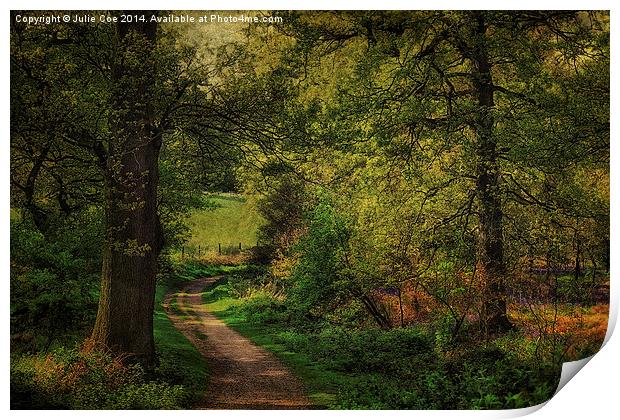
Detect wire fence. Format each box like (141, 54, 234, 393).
(180, 242, 257, 258)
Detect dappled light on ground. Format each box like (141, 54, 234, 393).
(164, 277, 312, 409)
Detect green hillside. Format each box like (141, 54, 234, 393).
(183, 194, 263, 255)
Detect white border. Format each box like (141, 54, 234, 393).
(4, 2, 618, 420)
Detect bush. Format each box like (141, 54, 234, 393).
(447, 342, 560, 409)
(335, 374, 429, 409)
(271, 326, 558, 409)
(255, 175, 308, 261)
(330, 342, 558, 409)
(10, 216, 102, 352)
(10, 344, 189, 409)
(287, 197, 355, 321)
(236, 288, 288, 324)
(274, 326, 433, 374)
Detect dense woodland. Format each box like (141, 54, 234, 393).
(10, 10, 609, 409)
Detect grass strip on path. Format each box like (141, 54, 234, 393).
(202, 279, 345, 408)
(153, 275, 209, 405)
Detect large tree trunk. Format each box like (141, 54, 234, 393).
(91, 14, 162, 364)
(471, 13, 513, 334)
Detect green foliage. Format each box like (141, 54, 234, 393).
(333, 374, 447, 410)
(10, 212, 102, 351)
(200, 265, 285, 324)
(10, 259, 213, 410)
(165, 259, 258, 284)
(280, 328, 558, 409)
(285, 194, 391, 328)
(255, 175, 308, 260)
(10, 10, 609, 411)
(556, 273, 599, 304)
(276, 326, 433, 373)
(288, 195, 354, 321)
(206, 274, 560, 410)
(202, 283, 236, 303)
(236, 289, 288, 324)
(10, 347, 187, 409)
(451, 345, 560, 410)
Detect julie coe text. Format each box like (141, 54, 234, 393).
(14, 13, 277, 26)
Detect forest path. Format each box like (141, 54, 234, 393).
(163, 276, 312, 409)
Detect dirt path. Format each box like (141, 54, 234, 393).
(163, 277, 312, 409)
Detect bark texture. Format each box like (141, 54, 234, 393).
(91, 13, 163, 363)
(471, 13, 513, 334)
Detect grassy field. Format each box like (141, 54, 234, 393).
(183, 194, 263, 256)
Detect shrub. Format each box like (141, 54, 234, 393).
(271, 326, 558, 409)
(274, 326, 434, 374)
(255, 175, 308, 261)
(10, 344, 188, 409)
(287, 197, 355, 321)
(334, 374, 428, 409)
(10, 217, 101, 352)
(448, 343, 560, 409)
(236, 288, 288, 324)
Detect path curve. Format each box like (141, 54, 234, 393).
(163, 277, 312, 409)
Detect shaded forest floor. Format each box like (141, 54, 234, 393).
(189, 264, 608, 409)
(10, 260, 608, 409)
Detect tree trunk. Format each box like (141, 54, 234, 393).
(574, 227, 582, 282)
(471, 13, 513, 334)
(91, 14, 162, 365)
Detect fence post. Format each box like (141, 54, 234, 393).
(218, 243, 221, 255)
(239, 242, 242, 251)
(198, 245, 201, 256)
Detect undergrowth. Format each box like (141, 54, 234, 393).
(203, 277, 562, 409)
(11, 343, 187, 409)
(10, 259, 218, 409)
